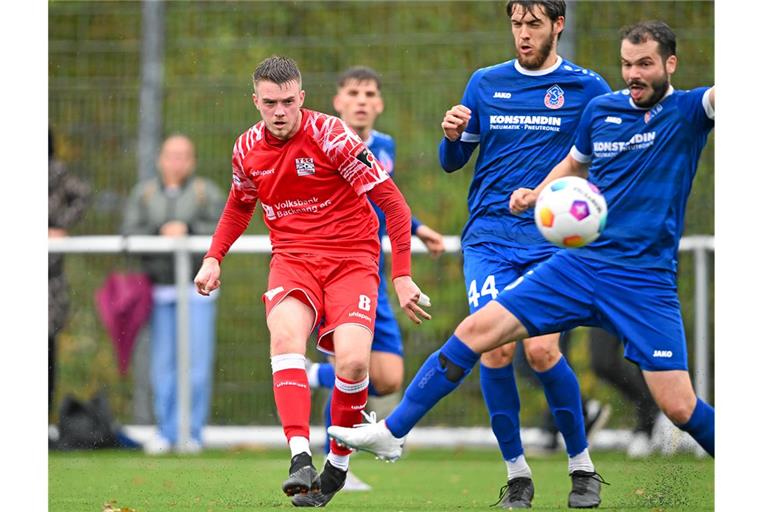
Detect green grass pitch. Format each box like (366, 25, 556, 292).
(49, 448, 713, 511)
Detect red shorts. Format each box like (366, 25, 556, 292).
(262, 252, 380, 355)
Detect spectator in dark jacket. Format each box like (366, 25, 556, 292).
(49, 127, 92, 416)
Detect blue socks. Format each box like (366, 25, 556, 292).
(480, 364, 524, 460)
(535, 356, 588, 457)
(323, 393, 332, 453)
(679, 397, 714, 456)
(317, 363, 336, 389)
(386, 335, 479, 438)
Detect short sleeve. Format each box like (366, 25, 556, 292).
(230, 132, 259, 204)
(459, 70, 482, 143)
(677, 87, 715, 132)
(317, 115, 390, 195)
(585, 71, 612, 100)
(571, 97, 599, 163)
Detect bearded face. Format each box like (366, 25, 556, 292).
(510, 4, 562, 70)
(621, 39, 678, 108)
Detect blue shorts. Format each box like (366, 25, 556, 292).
(371, 281, 404, 356)
(495, 251, 688, 371)
(462, 242, 557, 313)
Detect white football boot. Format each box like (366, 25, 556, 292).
(327, 412, 404, 462)
(342, 471, 373, 492)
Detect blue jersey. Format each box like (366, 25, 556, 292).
(571, 86, 715, 271)
(439, 57, 610, 248)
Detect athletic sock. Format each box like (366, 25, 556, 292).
(534, 356, 588, 457)
(271, 353, 311, 445)
(386, 335, 479, 438)
(313, 362, 381, 396)
(678, 397, 714, 456)
(329, 375, 369, 456)
(568, 448, 595, 474)
(316, 362, 336, 389)
(480, 363, 524, 461)
(288, 436, 311, 458)
(505, 454, 533, 480)
(323, 392, 332, 454)
(327, 452, 350, 472)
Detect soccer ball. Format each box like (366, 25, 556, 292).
(534, 176, 607, 248)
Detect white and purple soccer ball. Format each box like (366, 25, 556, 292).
(534, 176, 608, 248)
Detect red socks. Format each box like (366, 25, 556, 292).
(271, 354, 311, 442)
(330, 375, 369, 456)
(271, 353, 369, 461)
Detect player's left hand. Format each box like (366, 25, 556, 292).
(393, 276, 432, 325)
(509, 187, 537, 214)
(415, 224, 446, 258)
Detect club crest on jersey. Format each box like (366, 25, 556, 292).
(644, 103, 664, 123)
(295, 157, 315, 176)
(356, 148, 375, 169)
(544, 85, 565, 110)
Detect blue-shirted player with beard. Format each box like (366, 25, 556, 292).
(306, 66, 445, 491)
(442, 0, 610, 508)
(329, 19, 714, 509)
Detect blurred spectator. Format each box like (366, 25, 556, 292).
(122, 134, 225, 454)
(587, 328, 659, 458)
(49, 127, 92, 418)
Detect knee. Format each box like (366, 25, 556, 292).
(335, 356, 369, 382)
(659, 397, 697, 425)
(455, 314, 494, 347)
(525, 339, 561, 372)
(371, 375, 401, 395)
(269, 331, 304, 356)
(481, 345, 515, 368)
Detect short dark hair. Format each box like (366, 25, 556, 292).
(506, 1, 566, 39)
(506, 0, 566, 19)
(620, 20, 677, 61)
(252, 56, 302, 88)
(337, 66, 382, 90)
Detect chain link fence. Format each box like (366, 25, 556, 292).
(49, 1, 714, 429)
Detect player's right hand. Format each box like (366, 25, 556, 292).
(441, 104, 472, 142)
(393, 276, 432, 325)
(509, 188, 537, 214)
(194, 257, 222, 296)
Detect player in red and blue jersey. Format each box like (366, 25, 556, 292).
(194, 56, 431, 507)
(329, 20, 714, 509)
(439, 1, 610, 507)
(306, 66, 445, 491)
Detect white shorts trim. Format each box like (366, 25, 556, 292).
(266, 287, 319, 331)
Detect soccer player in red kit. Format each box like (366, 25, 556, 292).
(194, 56, 430, 507)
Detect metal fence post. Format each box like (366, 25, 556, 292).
(174, 240, 192, 452)
(138, 0, 165, 181)
(694, 245, 710, 402)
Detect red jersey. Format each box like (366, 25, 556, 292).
(231, 108, 390, 259)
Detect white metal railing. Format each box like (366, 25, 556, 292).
(48, 234, 714, 451)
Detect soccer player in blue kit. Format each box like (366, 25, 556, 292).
(306, 66, 445, 490)
(329, 18, 715, 510)
(442, 0, 610, 507)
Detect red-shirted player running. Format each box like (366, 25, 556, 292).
(194, 56, 430, 507)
